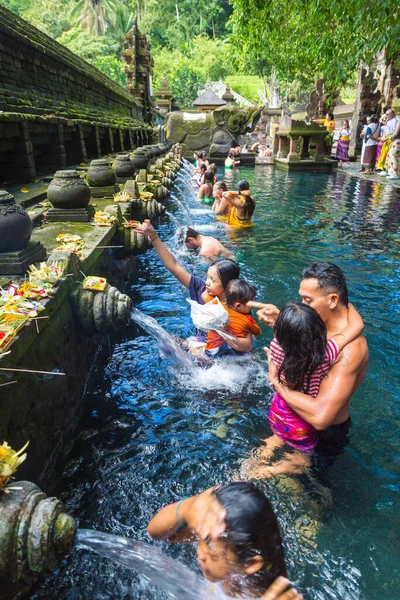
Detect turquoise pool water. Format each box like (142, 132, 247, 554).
(32, 167, 400, 600)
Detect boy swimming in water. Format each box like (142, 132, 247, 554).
(204, 279, 261, 358)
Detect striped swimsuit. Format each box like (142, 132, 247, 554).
(268, 338, 340, 453)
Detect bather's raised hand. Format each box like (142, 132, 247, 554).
(246, 302, 280, 327)
(135, 219, 158, 240)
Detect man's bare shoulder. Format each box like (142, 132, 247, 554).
(335, 334, 369, 373)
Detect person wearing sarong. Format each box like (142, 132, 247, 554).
(313, 111, 336, 156)
(378, 109, 399, 176)
(361, 115, 380, 174)
(335, 119, 351, 167)
(223, 180, 256, 229)
(375, 115, 387, 165)
(385, 117, 400, 180)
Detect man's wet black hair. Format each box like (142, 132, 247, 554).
(301, 262, 349, 306)
(185, 227, 199, 240)
(225, 279, 256, 306)
(215, 482, 287, 591)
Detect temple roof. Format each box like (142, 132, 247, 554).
(192, 89, 226, 107)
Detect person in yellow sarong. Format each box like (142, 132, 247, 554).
(223, 180, 256, 229)
(377, 109, 398, 173)
(313, 111, 336, 155)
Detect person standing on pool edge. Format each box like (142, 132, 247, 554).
(255, 262, 369, 467)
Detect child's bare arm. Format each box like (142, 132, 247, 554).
(331, 303, 364, 351)
(217, 330, 253, 352)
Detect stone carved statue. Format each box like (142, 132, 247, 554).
(166, 105, 263, 154)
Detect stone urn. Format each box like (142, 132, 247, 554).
(142, 145, 155, 159)
(0, 191, 32, 252)
(0, 480, 76, 600)
(130, 149, 149, 170)
(86, 159, 116, 187)
(47, 170, 91, 209)
(112, 154, 135, 179)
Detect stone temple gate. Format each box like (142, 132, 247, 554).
(0, 6, 157, 184)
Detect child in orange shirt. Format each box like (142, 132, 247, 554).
(204, 279, 261, 358)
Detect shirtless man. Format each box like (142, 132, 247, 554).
(182, 227, 232, 258)
(255, 262, 369, 466)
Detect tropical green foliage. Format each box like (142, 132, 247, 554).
(57, 26, 116, 62)
(225, 76, 265, 104)
(229, 0, 400, 96)
(22, 0, 74, 38)
(170, 65, 205, 107)
(67, 0, 121, 35)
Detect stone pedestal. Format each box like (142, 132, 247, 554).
(287, 135, 300, 162)
(276, 135, 288, 159)
(0, 241, 46, 275)
(88, 184, 120, 199)
(45, 204, 95, 223)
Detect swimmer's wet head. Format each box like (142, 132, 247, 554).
(147, 482, 287, 597)
(198, 483, 287, 594)
(183, 227, 201, 250)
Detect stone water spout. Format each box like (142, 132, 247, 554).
(0, 480, 76, 600)
(70, 284, 132, 335)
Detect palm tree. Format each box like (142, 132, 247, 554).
(68, 0, 121, 35)
(109, 3, 136, 48)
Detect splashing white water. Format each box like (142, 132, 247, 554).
(75, 529, 223, 600)
(131, 307, 195, 372)
(169, 194, 192, 225)
(166, 210, 183, 229)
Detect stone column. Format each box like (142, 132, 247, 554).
(128, 129, 135, 150)
(48, 124, 66, 169)
(10, 121, 37, 182)
(94, 126, 102, 158)
(315, 135, 325, 161)
(276, 135, 288, 159)
(300, 136, 309, 160)
(287, 135, 300, 162)
(77, 124, 88, 162)
(108, 128, 115, 153)
(119, 129, 125, 151)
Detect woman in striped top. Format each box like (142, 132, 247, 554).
(262, 302, 364, 475)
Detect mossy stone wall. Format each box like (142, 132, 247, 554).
(0, 5, 141, 125)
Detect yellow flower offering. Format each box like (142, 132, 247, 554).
(113, 191, 131, 203)
(0, 440, 29, 489)
(82, 276, 107, 292)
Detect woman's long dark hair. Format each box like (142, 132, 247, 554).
(274, 302, 327, 393)
(238, 179, 256, 220)
(212, 258, 240, 288)
(215, 483, 287, 592)
(203, 169, 214, 185)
